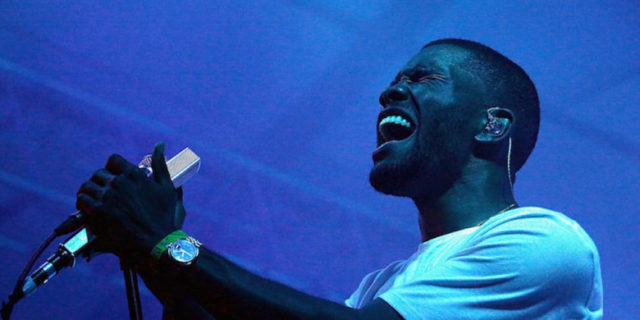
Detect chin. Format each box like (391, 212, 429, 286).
(369, 154, 462, 200)
(369, 158, 420, 197)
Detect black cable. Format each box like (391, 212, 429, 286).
(1, 210, 84, 320)
(1, 231, 57, 320)
(53, 211, 84, 236)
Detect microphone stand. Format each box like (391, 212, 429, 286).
(121, 261, 143, 320)
(118, 147, 201, 320)
(2, 148, 200, 319)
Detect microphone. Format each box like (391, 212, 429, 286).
(21, 148, 201, 297)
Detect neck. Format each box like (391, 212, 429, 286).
(413, 158, 517, 242)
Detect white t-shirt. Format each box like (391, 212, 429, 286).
(345, 207, 602, 319)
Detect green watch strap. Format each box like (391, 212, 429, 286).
(150, 229, 190, 260)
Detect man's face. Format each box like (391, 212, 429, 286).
(369, 44, 487, 199)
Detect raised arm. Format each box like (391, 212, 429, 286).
(75, 144, 402, 320)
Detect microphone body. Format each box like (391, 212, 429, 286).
(22, 148, 201, 297)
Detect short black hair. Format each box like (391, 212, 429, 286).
(425, 38, 540, 173)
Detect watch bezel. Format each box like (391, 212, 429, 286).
(167, 238, 200, 265)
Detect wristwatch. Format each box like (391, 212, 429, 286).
(167, 236, 202, 266)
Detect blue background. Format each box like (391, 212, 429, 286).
(1, 1, 638, 318)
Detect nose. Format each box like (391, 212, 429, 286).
(379, 83, 410, 106)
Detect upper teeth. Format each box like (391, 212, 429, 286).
(379, 115, 411, 128)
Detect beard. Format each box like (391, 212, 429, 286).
(369, 148, 421, 196)
(369, 119, 468, 200)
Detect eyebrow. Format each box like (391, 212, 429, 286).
(392, 66, 447, 84)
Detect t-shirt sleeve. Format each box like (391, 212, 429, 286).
(346, 260, 406, 308)
(378, 211, 598, 320)
(345, 270, 378, 308)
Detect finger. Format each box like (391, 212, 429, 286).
(151, 142, 172, 186)
(91, 169, 116, 186)
(110, 174, 134, 193)
(124, 166, 147, 183)
(176, 186, 183, 202)
(77, 180, 105, 200)
(105, 154, 135, 175)
(76, 193, 101, 217)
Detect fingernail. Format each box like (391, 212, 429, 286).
(156, 142, 165, 154)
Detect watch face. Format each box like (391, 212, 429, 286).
(169, 239, 199, 264)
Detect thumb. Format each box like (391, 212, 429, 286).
(174, 187, 186, 227)
(174, 200, 186, 228)
(151, 142, 172, 186)
(176, 186, 184, 202)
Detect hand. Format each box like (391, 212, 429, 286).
(76, 143, 184, 262)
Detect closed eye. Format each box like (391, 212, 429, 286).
(390, 72, 446, 85)
(414, 74, 446, 83)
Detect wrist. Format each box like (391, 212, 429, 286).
(150, 230, 202, 266)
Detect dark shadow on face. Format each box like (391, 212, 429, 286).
(369, 44, 486, 200)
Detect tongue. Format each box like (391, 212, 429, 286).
(380, 123, 413, 142)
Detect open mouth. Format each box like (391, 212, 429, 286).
(377, 109, 417, 145)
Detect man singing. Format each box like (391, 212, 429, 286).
(76, 39, 603, 319)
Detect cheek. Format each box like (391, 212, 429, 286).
(417, 109, 475, 158)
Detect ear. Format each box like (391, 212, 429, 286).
(474, 107, 515, 144)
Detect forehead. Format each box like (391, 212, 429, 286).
(401, 44, 472, 72)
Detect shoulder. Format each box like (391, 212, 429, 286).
(373, 207, 602, 318)
(475, 206, 598, 256)
(468, 206, 599, 303)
